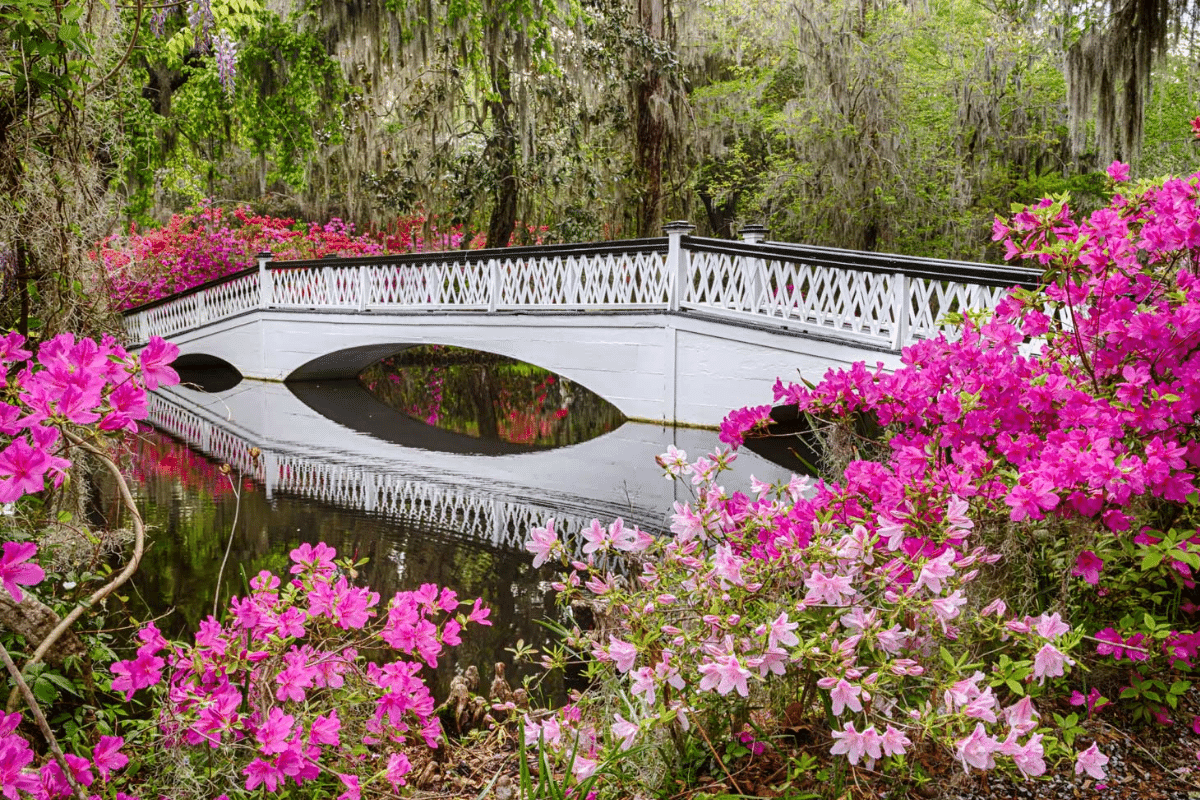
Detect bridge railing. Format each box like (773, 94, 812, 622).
(675, 225, 1039, 349)
(122, 226, 1040, 351)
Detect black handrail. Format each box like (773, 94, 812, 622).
(681, 237, 1041, 289)
(267, 237, 669, 270)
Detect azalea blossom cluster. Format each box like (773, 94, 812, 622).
(108, 542, 492, 799)
(1, 331, 179, 504)
(512, 162, 1200, 792)
(525, 447, 1100, 789)
(1, 330, 179, 799)
(0, 708, 133, 800)
(95, 205, 484, 310)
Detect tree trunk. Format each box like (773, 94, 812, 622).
(633, 0, 670, 238)
(484, 59, 519, 249)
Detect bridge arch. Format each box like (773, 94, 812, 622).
(285, 339, 637, 419)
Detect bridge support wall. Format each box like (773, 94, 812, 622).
(166, 310, 900, 427)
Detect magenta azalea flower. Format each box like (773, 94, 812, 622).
(1072, 550, 1105, 585)
(1106, 160, 1130, 182)
(0, 542, 44, 603)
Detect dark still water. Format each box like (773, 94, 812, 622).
(100, 355, 794, 696)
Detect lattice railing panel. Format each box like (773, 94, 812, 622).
(906, 279, 1009, 341)
(683, 251, 753, 312)
(367, 261, 491, 308)
(685, 252, 898, 344)
(271, 266, 363, 307)
(497, 251, 671, 307)
(124, 272, 261, 344)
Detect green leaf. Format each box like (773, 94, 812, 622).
(940, 646, 956, 670)
(43, 672, 79, 696)
(1006, 679, 1024, 696)
(32, 679, 58, 703)
(1141, 551, 1164, 570)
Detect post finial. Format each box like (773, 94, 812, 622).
(663, 220, 695, 236)
(740, 224, 769, 244)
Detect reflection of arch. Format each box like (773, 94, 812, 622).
(286, 341, 614, 407)
(288, 379, 574, 456)
(174, 354, 243, 393)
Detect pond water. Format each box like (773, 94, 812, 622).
(103, 349, 798, 696)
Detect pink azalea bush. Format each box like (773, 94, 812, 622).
(1, 330, 179, 799)
(522, 160, 1200, 792)
(108, 543, 492, 799)
(94, 204, 482, 310)
(1, 329, 494, 800)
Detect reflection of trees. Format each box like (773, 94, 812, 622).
(361, 346, 624, 446)
(101, 430, 567, 699)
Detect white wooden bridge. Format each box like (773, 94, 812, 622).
(123, 224, 1038, 427)
(144, 380, 794, 554)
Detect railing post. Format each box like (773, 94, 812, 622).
(665, 221, 695, 312)
(488, 258, 500, 312)
(740, 224, 769, 314)
(358, 265, 369, 311)
(257, 251, 273, 308)
(263, 450, 279, 501)
(890, 271, 910, 350)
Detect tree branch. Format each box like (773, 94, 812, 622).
(7, 430, 145, 712)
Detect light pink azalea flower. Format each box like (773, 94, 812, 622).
(1075, 742, 1109, 780)
(524, 518, 558, 568)
(914, 548, 956, 594)
(956, 722, 1000, 771)
(697, 654, 751, 697)
(1032, 642, 1074, 682)
(611, 713, 639, 751)
(608, 636, 638, 673)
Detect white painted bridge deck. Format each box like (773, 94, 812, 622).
(124, 227, 1038, 427)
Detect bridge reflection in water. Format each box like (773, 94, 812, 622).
(123, 378, 795, 695)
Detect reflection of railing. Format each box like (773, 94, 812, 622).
(122, 227, 1039, 351)
(145, 393, 602, 556)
